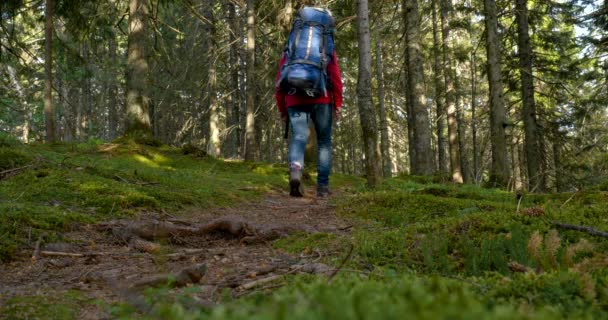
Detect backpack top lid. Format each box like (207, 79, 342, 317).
(296, 6, 335, 30)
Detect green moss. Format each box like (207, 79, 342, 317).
(0, 147, 32, 170)
(0, 142, 333, 261)
(274, 232, 339, 254)
(0, 290, 91, 320)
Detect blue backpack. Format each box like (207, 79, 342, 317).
(277, 7, 335, 98)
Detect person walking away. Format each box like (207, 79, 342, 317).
(275, 6, 343, 198)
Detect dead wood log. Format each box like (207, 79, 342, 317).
(131, 263, 207, 289)
(552, 221, 608, 238)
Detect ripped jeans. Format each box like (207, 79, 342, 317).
(288, 104, 333, 187)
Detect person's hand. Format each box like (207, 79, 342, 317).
(280, 112, 287, 125)
(333, 108, 341, 123)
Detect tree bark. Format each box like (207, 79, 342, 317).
(375, 31, 393, 178)
(432, 0, 448, 177)
(406, 0, 434, 176)
(108, 35, 119, 139)
(244, 0, 256, 161)
(44, 0, 55, 143)
(552, 124, 564, 192)
(515, 0, 543, 191)
(511, 134, 524, 191)
(441, 0, 462, 183)
(225, 2, 240, 158)
(356, 0, 382, 187)
(470, 53, 478, 183)
(484, 0, 510, 187)
(125, 0, 151, 135)
(202, 0, 220, 156)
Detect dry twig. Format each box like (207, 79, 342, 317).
(327, 243, 354, 283)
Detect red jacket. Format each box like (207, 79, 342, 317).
(275, 51, 343, 116)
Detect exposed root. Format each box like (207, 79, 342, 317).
(131, 263, 208, 289)
(101, 215, 316, 251)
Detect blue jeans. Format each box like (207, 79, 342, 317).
(288, 104, 333, 187)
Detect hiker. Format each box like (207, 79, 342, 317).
(275, 6, 343, 198)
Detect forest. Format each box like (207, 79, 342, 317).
(1, 0, 608, 319)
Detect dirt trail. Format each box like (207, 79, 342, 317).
(0, 190, 351, 319)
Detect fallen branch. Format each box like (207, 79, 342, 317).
(552, 221, 608, 238)
(237, 275, 282, 291)
(0, 164, 35, 180)
(166, 248, 206, 259)
(39, 251, 135, 257)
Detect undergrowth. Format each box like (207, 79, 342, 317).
(2, 141, 608, 319)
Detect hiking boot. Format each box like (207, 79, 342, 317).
(317, 185, 330, 198)
(289, 169, 304, 197)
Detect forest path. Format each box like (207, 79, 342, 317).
(0, 190, 351, 319)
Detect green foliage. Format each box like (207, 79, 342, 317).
(0, 132, 21, 147)
(109, 275, 567, 319)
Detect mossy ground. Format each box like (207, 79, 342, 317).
(1, 140, 608, 319)
(0, 140, 359, 261)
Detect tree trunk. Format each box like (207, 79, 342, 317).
(441, 0, 462, 183)
(108, 35, 119, 139)
(208, 66, 220, 156)
(456, 95, 470, 183)
(406, 0, 434, 176)
(375, 31, 393, 178)
(470, 53, 478, 183)
(402, 1, 416, 174)
(5, 64, 31, 142)
(44, 0, 55, 143)
(511, 134, 524, 191)
(356, 0, 382, 187)
(244, 0, 256, 161)
(125, 0, 151, 135)
(515, 0, 542, 191)
(225, 2, 239, 158)
(553, 124, 565, 192)
(432, 0, 448, 177)
(484, 0, 510, 187)
(201, 1, 219, 156)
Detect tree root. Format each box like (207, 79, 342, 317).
(103, 215, 316, 251)
(130, 263, 208, 290)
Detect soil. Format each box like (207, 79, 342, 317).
(0, 189, 352, 319)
